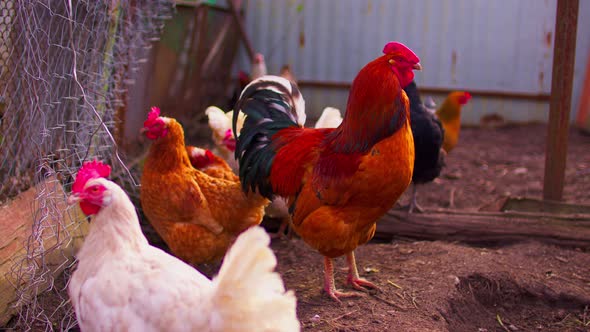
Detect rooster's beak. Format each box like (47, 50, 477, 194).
(413, 63, 422, 71)
(139, 127, 147, 135)
(67, 194, 81, 205)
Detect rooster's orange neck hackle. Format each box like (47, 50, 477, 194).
(333, 44, 418, 154)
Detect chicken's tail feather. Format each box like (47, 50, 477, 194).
(233, 75, 305, 198)
(210, 226, 299, 332)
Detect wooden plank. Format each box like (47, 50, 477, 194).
(575, 48, 590, 131)
(296, 80, 551, 102)
(0, 178, 88, 326)
(501, 197, 590, 215)
(261, 205, 590, 248)
(228, 0, 255, 62)
(543, 0, 579, 201)
(373, 209, 590, 248)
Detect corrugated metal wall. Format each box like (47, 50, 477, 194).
(237, 0, 590, 125)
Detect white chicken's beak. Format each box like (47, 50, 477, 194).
(67, 194, 81, 205)
(413, 63, 422, 71)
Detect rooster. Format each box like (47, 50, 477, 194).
(402, 81, 445, 213)
(233, 41, 420, 301)
(206, 103, 342, 240)
(67, 160, 299, 331)
(140, 107, 269, 265)
(436, 91, 471, 153)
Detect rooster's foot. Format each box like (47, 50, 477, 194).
(347, 276, 379, 292)
(323, 287, 365, 304)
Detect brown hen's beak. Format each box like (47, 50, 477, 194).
(413, 63, 422, 71)
(139, 127, 148, 135)
(67, 193, 81, 205)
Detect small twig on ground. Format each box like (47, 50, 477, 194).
(387, 279, 403, 289)
(410, 294, 420, 309)
(296, 300, 324, 307)
(369, 293, 409, 311)
(448, 187, 456, 208)
(496, 314, 511, 332)
(331, 310, 358, 322)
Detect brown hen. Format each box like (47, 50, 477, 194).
(140, 107, 268, 265)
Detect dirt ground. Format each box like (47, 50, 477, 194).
(200, 124, 590, 332)
(6, 124, 590, 332)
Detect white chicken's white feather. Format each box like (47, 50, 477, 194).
(69, 178, 299, 332)
(314, 107, 343, 129)
(205, 106, 231, 140)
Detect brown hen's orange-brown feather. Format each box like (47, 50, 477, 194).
(140, 118, 268, 265)
(436, 91, 471, 153)
(186, 146, 238, 181)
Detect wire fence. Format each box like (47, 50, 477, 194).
(0, 0, 173, 330)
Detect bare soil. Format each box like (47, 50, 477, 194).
(6, 124, 590, 332)
(203, 124, 590, 332)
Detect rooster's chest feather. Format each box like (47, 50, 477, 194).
(355, 122, 415, 202)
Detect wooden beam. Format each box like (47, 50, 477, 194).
(262, 204, 590, 249)
(296, 80, 551, 102)
(543, 0, 579, 201)
(228, 0, 256, 62)
(372, 209, 590, 248)
(175, 1, 230, 13)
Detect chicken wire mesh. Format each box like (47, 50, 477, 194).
(0, 0, 173, 330)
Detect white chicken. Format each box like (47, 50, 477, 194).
(205, 106, 244, 172)
(67, 160, 299, 332)
(251, 53, 268, 80)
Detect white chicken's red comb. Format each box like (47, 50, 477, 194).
(72, 160, 111, 194)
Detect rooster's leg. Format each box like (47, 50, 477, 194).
(323, 257, 363, 303)
(346, 251, 378, 291)
(271, 217, 294, 240)
(271, 219, 289, 239)
(408, 184, 424, 213)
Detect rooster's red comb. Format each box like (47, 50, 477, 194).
(382, 42, 419, 63)
(72, 160, 111, 194)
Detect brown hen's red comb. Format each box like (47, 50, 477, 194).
(144, 106, 161, 128)
(72, 160, 111, 194)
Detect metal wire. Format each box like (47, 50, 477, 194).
(0, 1, 173, 330)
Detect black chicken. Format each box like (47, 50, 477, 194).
(403, 81, 446, 213)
